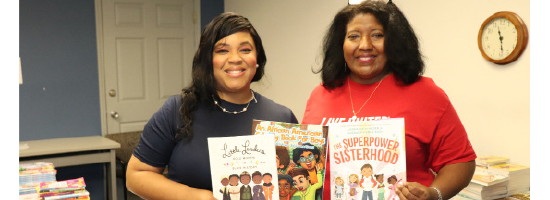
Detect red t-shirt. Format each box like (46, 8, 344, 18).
(302, 74, 476, 199)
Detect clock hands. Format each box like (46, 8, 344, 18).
(498, 27, 503, 52)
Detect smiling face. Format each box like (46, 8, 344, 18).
(336, 178, 344, 186)
(344, 13, 388, 84)
(298, 151, 317, 170)
(278, 179, 291, 198)
(292, 175, 310, 191)
(213, 31, 258, 98)
(263, 174, 272, 184)
(221, 178, 229, 186)
(240, 174, 251, 185)
(388, 177, 397, 185)
(376, 175, 384, 183)
(252, 174, 262, 184)
(349, 175, 358, 183)
(361, 167, 373, 178)
(229, 176, 239, 186)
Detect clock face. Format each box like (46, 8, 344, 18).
(480, 17, 518, 60)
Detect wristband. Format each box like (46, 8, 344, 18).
(430, 186, 442, 200)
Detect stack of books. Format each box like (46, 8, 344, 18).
(476, 156, 511, 169)
(19, 162, 91, 200)
(39, 177, 90, 200)
(498, 191, 530, 200)
(459, 166, 510, 199)
(19, 162, 57, 200)
(19, 162, 57, 187)
(453, 156, 530, 200)
(488, 163, 530, 195)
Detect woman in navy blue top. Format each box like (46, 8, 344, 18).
(126, 12, 298, 200)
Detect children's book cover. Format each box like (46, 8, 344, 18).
(471, 166, 509, 186)
(475, 156, 510, 168)
(488, 163, 530, 175)
(328, 118, 406, 200)
(208, 134, 279, 200)
(251, 120, 328, 200)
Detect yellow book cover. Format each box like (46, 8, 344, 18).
(488, 163, 530, 176)
(476, 156, 509, 167)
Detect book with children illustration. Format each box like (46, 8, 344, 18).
(208, 134, 280, 200)
(328, 118, 406, 200)
(251, 120, 328, 200)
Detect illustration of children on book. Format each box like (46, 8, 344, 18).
(252, 171, 266, 200)
(220, 175, 231, 200)
(334, 177, 345, 200)
(349, 174, 359, 200)
(262, 173, 274, 200)
(386, 175, 402, 200)
(292, 143, 324, 185)
(359, 164, 378, 200)
(229, 174, 241, 200)
(293, 143, 325, 200)
(240, 171, 253, 200)
(289, 167, 323, 200)
(276, 146, 292, 175)
(278, 174, 298, 200)
(374, 174, 384, 200)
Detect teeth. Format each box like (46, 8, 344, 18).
(226, 70, 244, 73)
(358, 57, 374, 61)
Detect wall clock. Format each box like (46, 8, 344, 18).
(478, 11, 528, 65)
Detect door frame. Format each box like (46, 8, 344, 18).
(94, 0, 201, 136)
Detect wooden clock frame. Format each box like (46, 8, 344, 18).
(477, 11, 528, 65)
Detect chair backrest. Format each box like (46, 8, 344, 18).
(105, 131, 142, 164)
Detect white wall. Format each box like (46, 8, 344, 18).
(225, 0, 530, 167)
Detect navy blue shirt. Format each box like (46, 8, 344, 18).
(133, 92, 298, 191)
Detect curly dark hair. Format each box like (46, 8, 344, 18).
(177, 12, 267, 141)
(278, 174, 294, 186)
(292, 143, 321, 164)
(276, 146, 291, 169)
(317, 0, 423, 90)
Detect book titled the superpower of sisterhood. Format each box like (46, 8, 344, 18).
(328, 118, 406, 200)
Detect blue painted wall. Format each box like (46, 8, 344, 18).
(19, 0, 223, 199)
(19, 0, 101, 141)
(19, 0, 105, 197)
(19, 0, 224, 142)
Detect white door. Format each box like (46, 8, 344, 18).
(100, 0, 197, 134)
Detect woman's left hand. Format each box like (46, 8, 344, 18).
(395, 181, 437, 200)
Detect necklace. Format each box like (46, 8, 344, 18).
(348, 78, 384, 120)
(213, 90, 257, 114)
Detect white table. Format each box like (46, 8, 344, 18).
(19, 136, 121, 200)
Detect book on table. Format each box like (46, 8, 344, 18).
(471, 166, 509, 186)
(475, 156, 510, 168)
(488, 163, 530, 195)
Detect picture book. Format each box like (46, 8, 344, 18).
(208, 134, 279, 200)
(471, 166, 509, 186)
(328, 118, 406, 200)
(488, 163, 530, 175)
(475, 156, 510, 168)
(251, 120, 328, 200)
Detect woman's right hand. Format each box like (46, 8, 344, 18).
(195, 190, 218, 200)
(127, 155, 218, 200)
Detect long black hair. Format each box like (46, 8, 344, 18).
(178, 12, 267, 141)
(318, 0, 424, 90)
